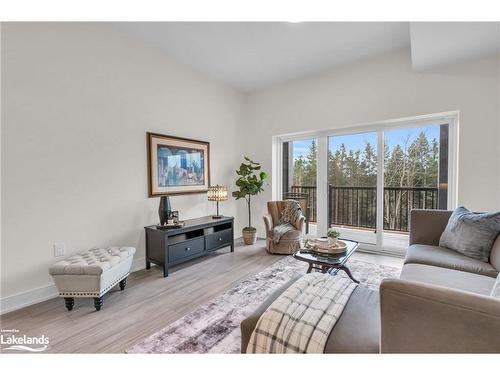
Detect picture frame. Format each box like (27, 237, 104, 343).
(147, 132, 210, 197)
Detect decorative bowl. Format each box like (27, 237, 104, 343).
(305, 238, 348, 254)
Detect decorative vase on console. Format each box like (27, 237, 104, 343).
(158, 196, 172, 225)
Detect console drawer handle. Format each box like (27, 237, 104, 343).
(185, 247, 191, 251)
(218, 237, 222, 241)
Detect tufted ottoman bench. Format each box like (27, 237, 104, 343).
(49, 247, 136, 311)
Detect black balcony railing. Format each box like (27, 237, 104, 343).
(382, 187, 439, 231)
(290, 185, 317, 222)
(328, 186, 377, 229)
(290, 185, 439, 232)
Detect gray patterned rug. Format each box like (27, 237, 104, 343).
(127, 255, 401, 354)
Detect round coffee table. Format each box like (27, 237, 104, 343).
(292, 239, 360, 283)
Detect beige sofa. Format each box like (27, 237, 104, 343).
(380, 209, 500, 353)
(241, 209, 500, 353)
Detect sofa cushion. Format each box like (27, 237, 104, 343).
(240, 276, 300, 353)
(324, 285, 379, 353)
(439, 207, 500, 262)
(405, 244, 498, 278)
(401, 263, 496, 296)
(409, 209, 452, 246)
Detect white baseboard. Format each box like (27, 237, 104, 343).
(131, 256, 146, 272)
(1, 256, 148, 315)
(1, 284, 59, 315)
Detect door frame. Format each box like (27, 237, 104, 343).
(272, 111, 459, 255)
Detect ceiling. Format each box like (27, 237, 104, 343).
(410, 22, 500, 71)
(116, 22, 500, 92)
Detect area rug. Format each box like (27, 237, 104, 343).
(127, 255, 401, 354)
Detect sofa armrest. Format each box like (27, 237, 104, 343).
(380, 279, 500, 353)
(263, 214, 273, 235)
(409, 209, 452, 246)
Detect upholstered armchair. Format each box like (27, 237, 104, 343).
(263, 201, 305, 254)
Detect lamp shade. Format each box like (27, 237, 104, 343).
(207, 185, 228, 201)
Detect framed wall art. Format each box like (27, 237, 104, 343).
(147, 132, 210, 196)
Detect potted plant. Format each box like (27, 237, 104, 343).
(327, 228, 341, 246)
(232, 157, 268, 245)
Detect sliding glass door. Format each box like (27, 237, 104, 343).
(382, 124, 449, 251)
(276, 113, 456, 254)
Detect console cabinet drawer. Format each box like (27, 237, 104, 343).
(168, 237, 204, 262)
(205, 229, 232, 251)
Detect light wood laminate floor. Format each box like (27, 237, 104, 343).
(0, 240, 402, 353)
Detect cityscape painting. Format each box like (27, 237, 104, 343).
(147, 132, 210, 196)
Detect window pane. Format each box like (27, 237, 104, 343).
(328, 132, 378, 231)
(383, 124, 447, 233)
(282, 139, 317, 234)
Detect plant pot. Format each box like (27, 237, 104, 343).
(242, 228, 257, 245)
(328, 237, 338, 246)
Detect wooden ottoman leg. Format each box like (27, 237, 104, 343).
(94, 297, 103, 311)
(119, 278, 127, 291)
(64, 297, 74, 311)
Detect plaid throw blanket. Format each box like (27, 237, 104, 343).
(272, 200, 303, 243)
(246, 273, 357, 353)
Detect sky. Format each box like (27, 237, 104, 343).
(292, 125, 440, 160)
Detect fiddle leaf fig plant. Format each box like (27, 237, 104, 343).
(232, 157, 268, 236)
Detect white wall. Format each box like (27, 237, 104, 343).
(245, 48, 500, 236)
(1, 23, 246, 309)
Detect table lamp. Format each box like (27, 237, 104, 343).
(207, 185, 228, 219)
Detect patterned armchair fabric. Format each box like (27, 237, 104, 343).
(264, 201, 305, 254)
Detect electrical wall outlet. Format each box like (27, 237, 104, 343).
(53, 242, 65, 257)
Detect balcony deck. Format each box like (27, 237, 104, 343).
(304, 223, 408, 253)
